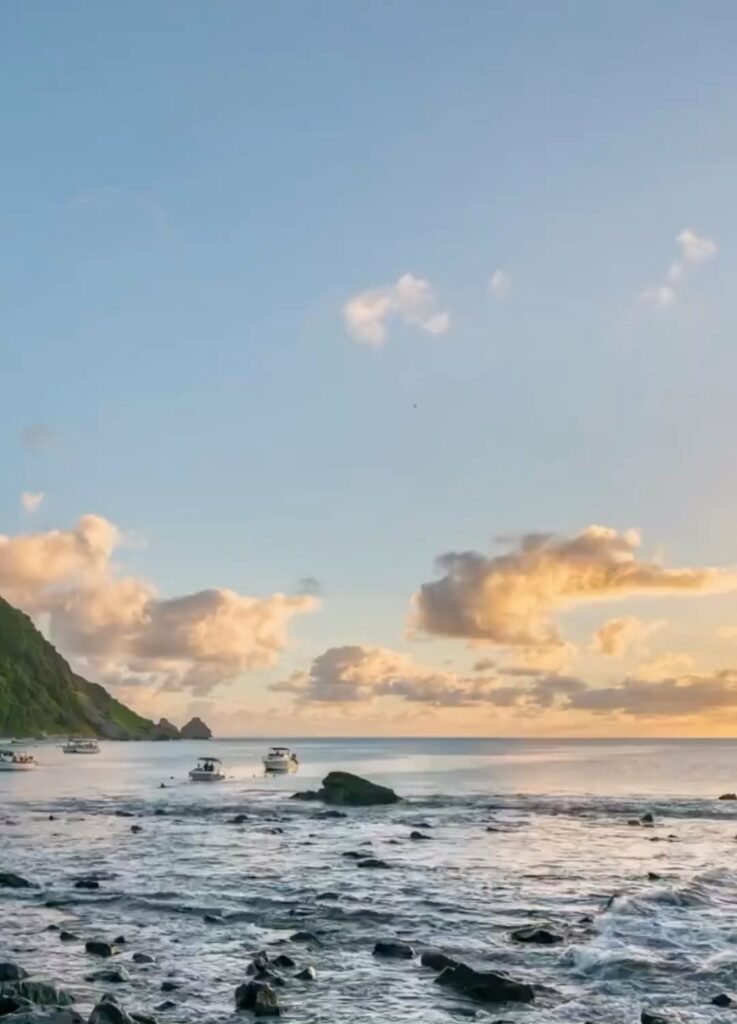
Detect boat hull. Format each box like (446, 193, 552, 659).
(0, 762, 37, 771)
(263, 758, 298, 773)
(189, 770, 225, 782)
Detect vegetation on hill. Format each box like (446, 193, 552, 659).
(0, 596, 155, 739)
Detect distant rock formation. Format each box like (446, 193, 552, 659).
(152, 718, 181, 741)
(181, 716, 212, 739)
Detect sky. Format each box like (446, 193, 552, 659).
(2, 1, 737, 737)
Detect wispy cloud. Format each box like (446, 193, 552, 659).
(592, 616, 663, 656)
(489, 268, 512, 299)
(642, 228, 717, 308)
(20, 491, 44, 514)
(344, 273, 450, 346)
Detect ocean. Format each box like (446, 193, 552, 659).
(3, 737, 737, 1023)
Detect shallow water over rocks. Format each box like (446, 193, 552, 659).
(3, 738, 737, 1023)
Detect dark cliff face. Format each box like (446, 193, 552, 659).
(152, 718, 182, 740)
(180, 716, 213, 739)
(0, 596, 155, 739)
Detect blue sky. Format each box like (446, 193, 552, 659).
(2, 2, 737, 735)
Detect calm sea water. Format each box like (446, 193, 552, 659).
(3, 738, 737, 1023)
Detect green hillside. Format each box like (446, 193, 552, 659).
(0, 596, 155, 739)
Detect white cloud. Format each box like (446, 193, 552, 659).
(20, 491, 45, 514)
(489, 268, 512, 299)
(0, 515, 317, 693)
(643, 228, 717, 309)
(344, 273, 450, 346)
(592, 616, 664, 657)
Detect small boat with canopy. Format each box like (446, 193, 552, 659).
(0, 749, 37, 771)
(189, 756, 225, 781)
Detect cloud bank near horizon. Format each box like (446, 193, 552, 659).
(0, 515, 316, 693)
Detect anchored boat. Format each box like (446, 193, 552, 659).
(62, 738, 100, 754)
(262, 746, 299, 773)
(0, 749, 37, 771)
(189, 756, 226, 782)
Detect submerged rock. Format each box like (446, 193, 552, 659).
(510, 926, 562, 945)
(357, 858, 392, 869)
(228, 815, 248, 825)
(435, 963, 534, 1004)
(88, 966, 129, 984)
(132, 953, 155, 965)
(85, 940, 116, 958)
(712, 994, 733, 1007)
(410, 831, 432, 841)
(272, 955, 295, 969)
(1, 981, 74, 1007)
(59, 932, 78, 943)
(289, 931, 320, 944)
(295, 967, 316, 981)
(373, 941, 415, 959)
(234, 980, 281, 1016)
(641, 1012, 670, 1024)
(90, 1001, 134, 1024)
(0, 873, 33, 889)
(153, 1002, 177, 1012)
(4, 1011, 82, 1024)
(74, 879, 100, 890)
(0, 965, 27, 983)
(421, 950, 459, 972)
(640, 812, 655, 824)
(292, 771, 399, 806)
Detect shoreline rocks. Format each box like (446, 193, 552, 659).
(435, 963, 534, 1004)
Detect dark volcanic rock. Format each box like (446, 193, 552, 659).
(272, 955, 296, 969)
(712, 994, 733, 1007)
(228, 815, 248, 825)
(132, 953, 155, 965)
(0, 873, 33, 889)
(160, 982, 179, 993)
(4, 1011, 82, 1024)
(316, 810, 347, 819)
(130, 825, 143, 834)
(85, 940, 116, 957)
(2, 981, 74, 1006)
(154, 1002, 177, 1012)
(421, 950, 459, 972)
(89, 1001, 134, 1024)
(59, 931, 78, 943)
(295, 967, 316, 981)
(647, 872, 661, 881)
(289, 931, 320, 944)
(373, 940, 415, 959)
(292, 771, 399, 806)
(641, 1012, 670, 1024)
(234, 980, 281, 1016)
(341, 851, 363, 860)
(510, 926, 562, 945)
(435, 963, 534, 1004)
(719, 793, 737, 801)
(357, 858, 391, 869)
(410, 831, 432, 841)
(640, 812, 655, 824)
(0, 965, 27, 983)
(88, 966, 129, 984)
(74, 879, 99, 890)
(180, 717, 212, 739)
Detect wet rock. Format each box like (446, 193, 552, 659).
(316, 891, 340, 900)
(641, 812, 655, 824)
(0, 965, 27, 983)
(647, 872, 661, 881)
(718, 793, 737, 801)
(234, 980, 281, 1016)
(130, 826, 143, 834)
(1, 981, 74, 1006)
(113, 937, 126, 946)
(341, 851, 362, 860)
(153, 809, 166, 816)
(153, 1003, 176, 1012)
(74, 879, 99, 890)
(160, 982, 179, 993)
(228, 815, 248, 825)
(289, 931, 320, 944)
(59, 932, 78, 943)
(316, 810, 347, 819)
(295, 967, 316, 981)
(3, 1011, 82, 1024)
(435, 963, 534, 1004)
(85, 940, 116, 957)
(114, 812, 134, 818)
(421, 951, 459, 972)
(0, 873, 33, 889)
(357, 858, 391, 869)
(373, 941, 415, 959)
(272, 955, 296, 969)
(712, 994, 733, 1007)
(292, 771, 399, 806)
(88, 967, 129, 984)
(510, 926, 562, 945)
(130, 1014, 157, 1024)
(90, 1001, 134, 1024)
(627, 819, 642, 826)
(410, 831, 432, 841)
(0, 994, 29, 1016)
(641, 1012, 670, 1024)
(203, 914, 221, 924)
(132, 954, 155, 965)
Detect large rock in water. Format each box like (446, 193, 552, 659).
(152, 718, 181, 741)
(180, 717, 212, 739)
(292, 771, 399, 806)
(435, 963, 534, 1004)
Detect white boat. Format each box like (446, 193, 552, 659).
(262, 746, 299, 773)
(0, 749, 37, 771)
(62, 737, 100, 754)
(189, 756, 226, 782)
